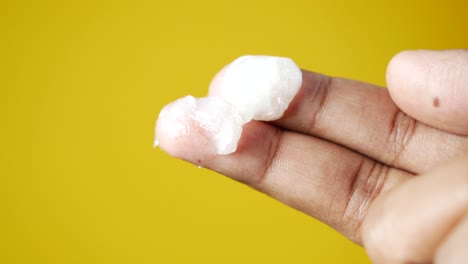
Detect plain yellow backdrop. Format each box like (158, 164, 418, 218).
(2, 0, 467, 263)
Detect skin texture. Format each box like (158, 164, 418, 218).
(156, 50, 468, 263)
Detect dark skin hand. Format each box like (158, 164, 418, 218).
(157, 50, 468, 263)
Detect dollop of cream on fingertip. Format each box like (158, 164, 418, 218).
(154, 55, 302, 155)
(217, 55, 302, 121)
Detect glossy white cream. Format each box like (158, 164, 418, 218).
(154, 55, 302, 155)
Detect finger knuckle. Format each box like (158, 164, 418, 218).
(386, 110, 417, 166)
(341, 160, 389, 241)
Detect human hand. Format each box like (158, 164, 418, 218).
(156, 50, 468, 263)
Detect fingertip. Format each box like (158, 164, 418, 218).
(155, 96, 217, 165)
(386, 49, 468, 134)
(386, 50, 418, 92)
(155, 98, 281, 184)
(386, 50, 435, 109)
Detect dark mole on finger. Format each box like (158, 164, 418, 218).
(433, 97, 440, 108)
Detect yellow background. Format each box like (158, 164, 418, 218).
(2, 0, 467, 263)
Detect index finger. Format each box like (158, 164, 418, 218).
(209, 68, 468, 174)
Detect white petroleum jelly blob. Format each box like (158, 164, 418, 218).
(154, 55, 302, 155)
(217, 55, 302, 122)
(154, 95, 243, 155)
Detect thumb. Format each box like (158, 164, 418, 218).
(386, 49, 468, 135)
